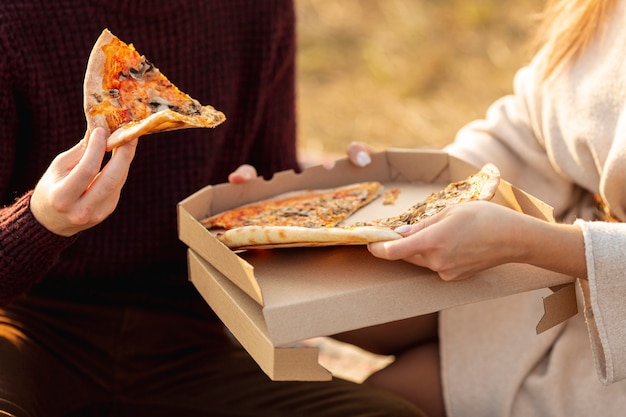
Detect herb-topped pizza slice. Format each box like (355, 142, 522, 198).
(355, 163, 501, 227)
(201, 182, 384, 229)
(84, 29, 226, 150)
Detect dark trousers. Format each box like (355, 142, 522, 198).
(0, 293, 425, 417)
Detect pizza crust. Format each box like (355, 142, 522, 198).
(84, 29, 115, 127)
(101, 107, 225, 150)
(477, 163, 501, 200)
(84, 29, 225, 150)
(215, 225, 402, 250)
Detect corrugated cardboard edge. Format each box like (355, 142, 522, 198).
(188, 249, 332, 381)
(178, 187, 264, 305)
(536, 283, 578, 334)
(487, 168, 579, 332)
(494, 179, 579, 332)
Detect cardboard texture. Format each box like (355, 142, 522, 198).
(178, 150, 578, 381)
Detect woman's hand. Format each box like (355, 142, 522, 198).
(367, 201, 587, 281)
(30, 127, 138, 237)
(346, 141, 376, 167)
(228, 164, 258, 184)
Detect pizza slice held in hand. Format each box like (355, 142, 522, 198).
(84, 29, 226, 150)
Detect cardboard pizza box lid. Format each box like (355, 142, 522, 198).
(177, 149, 577, 380)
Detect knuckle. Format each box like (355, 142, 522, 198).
(67, 207, 94, 226)
(438, 272, 454, 281)
(437, 265, 466, 281)
(48, 196, 71, 214)
(429, 257, 456, 279)
(383, 245, 406, 261)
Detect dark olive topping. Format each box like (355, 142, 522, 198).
(129, 59, 154, 80)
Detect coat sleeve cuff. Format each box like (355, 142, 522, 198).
(575, 219, 626, 384)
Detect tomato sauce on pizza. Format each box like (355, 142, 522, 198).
(202, 182, 384, 229)
(88, 36, 198, 131)
(84, 29, 225, 150)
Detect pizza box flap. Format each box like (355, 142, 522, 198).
(229, 249, 573, 347)
(187, 244, 574, 381)
(179, 185, 263, 305)
(188, 250, 332, 381)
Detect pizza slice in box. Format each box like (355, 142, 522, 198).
(202, 164, 501, 249)
(84, 29, 226, 150)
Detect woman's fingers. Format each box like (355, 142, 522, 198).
(347, 141, 375, 167)
(228, 164, 258, 183)
(367, 203, 506, 281)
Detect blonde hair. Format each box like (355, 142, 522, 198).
(534, 0, 617, 80)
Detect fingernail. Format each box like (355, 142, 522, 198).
(394, 225, 412, 234)
(355, 151, 371, 167)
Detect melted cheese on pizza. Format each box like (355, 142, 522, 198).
(357, 165, 499, 227)
(202, 182, 384, 229)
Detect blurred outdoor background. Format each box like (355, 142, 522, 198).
(295, 0, 545, 163)
(295, 0, 546, 380)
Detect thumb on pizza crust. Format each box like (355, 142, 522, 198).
(393, 218, 434, 236)
(393, 224, 413, 234)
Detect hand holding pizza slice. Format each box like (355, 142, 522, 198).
(84, 29, 226, 150)
(31, 29, 226, 238)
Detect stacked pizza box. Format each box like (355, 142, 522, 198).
(177, 150, 576, 381)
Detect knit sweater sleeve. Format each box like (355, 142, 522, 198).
(0, 22, 76, 305)
(0, 192, 77, 305)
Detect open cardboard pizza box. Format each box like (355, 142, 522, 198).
(178, 149, 578, 381)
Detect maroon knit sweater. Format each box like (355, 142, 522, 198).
(0, 1, 298, 306)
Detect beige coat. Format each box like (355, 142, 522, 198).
(442, 1, 626, 415)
